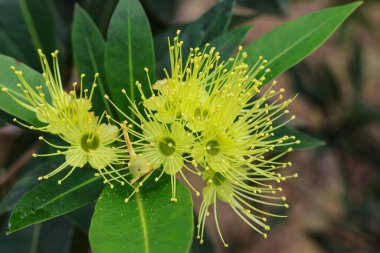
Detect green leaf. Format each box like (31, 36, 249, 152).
(7, 168, 104, 234)
(245, 2, 362, 83)
(0, 216, 73, 253)
(89, 175, 193, 253)
(141, 0, 179, 24)
(18, 0, 57, 54)
(0, 160, 55, 214)
(273, 126, 325, 152)
(0, 0, 39, 68)
(210, 25, 252, 60)
(65, 204, 94, 234)
(105, 0, 155, 113)
(81, 0, 118, 35)
(237, 0, 287, 15)
(72, 5, 111, 114)
(0, 54, 44, 126)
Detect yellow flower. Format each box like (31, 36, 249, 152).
(33, 112, 130, 187)
(105, 94, 200, 202)
(135, 32, 300, 245)
(104, 31, 300, 245)
(197, 167, 298, 247)
(2, 50, 96, 134)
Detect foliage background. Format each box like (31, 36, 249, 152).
(0, 0, 379, 252)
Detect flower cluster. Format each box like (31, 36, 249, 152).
(3, 31, 300, 247)
(2, 50, 130, 187)
(107, 30, 300, 246)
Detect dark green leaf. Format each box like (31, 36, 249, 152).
(230, 14, 259, 27)
(0, 0, 39, 68)
(72, 5, 111, 114)
(190, 212, 216, 253)
(105, 0, 155, 113)
(155, 0, 235, 77)
(237, 0, 287, 15)
(245, 2, 362, 83)
(65, 204, 94, 234)
(210, 25, 252, 60)
(273, 126, 325, 152)
(0, 159, 56, 214)
(7, 168, 103, 234)
(0, 216, 73, 253)
(349, 39, 363, 93)
(0, 54, 44, 126)
(89, 175, 193, 253)
(141, 0, 179, 24)
(82, 0, 118, 35)
(18, 0, 57, 54)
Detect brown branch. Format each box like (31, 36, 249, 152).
(0, 142, 39, 186)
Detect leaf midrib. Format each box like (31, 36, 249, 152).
(127, 2, 134, 102)
(10, 177, 99, 231)
(266, 10, 350, 69)
(136, 192, 149, 253)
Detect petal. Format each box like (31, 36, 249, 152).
(89, 147, 116, 169)
(65, 148, 87, 167)
(98, 124, 119, 143)
(172, 122, 194, 148)
(163, 154, 183, 175)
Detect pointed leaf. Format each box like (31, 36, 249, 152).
(72, 5, 111, 114)
(81, 0, 118, 35)
(105, 0, 155, 112)
(0, 54, 44, 125)
(273, 126, 325, 152)
(210, 25, 252, 60)
(245, 2, 362, 82)
(7, 168, 103, 234)
(89, 176, 193, 253)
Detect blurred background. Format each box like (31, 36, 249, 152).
(0, 0, 379, 252)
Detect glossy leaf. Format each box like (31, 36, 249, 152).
(210, 25, 252, 60)
(8, 168, 104, 234)
(245, 2, 362, 83)
(72, 5, 110, 114)
(0, 54, 44, 125)
(105, 0, 155, 112)
(89, 175, 193, 253)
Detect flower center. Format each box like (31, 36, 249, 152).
(206, 140, 220, 155)
(158, 137, 176, 156)
(80, 133, 100, 152)
(212, 172, 226, 186)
